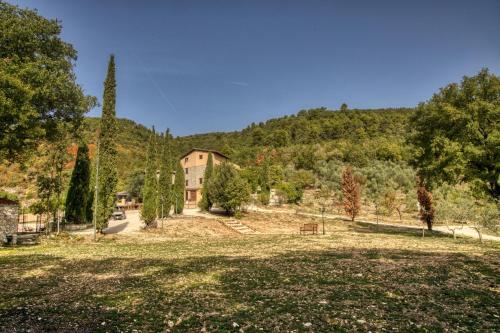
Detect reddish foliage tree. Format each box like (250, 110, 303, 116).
(342, 165, 361, 221)
(416, 177, 435, 231)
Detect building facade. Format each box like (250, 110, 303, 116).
(180, 149, 229, 208)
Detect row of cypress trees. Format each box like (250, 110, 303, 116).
(64, 55, 118, 232)
(64, 55, 187, 229)
(141, 128, 185, 226)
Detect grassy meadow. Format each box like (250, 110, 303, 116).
(0, 215, 499, 332)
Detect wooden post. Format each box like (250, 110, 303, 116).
(321, 207, 325, 235)
(93, 139, 100, 241)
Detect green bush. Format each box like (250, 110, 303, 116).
(207, 162, 251, 215)
(0, 190, 18, 202)
(258, 191, 270, 205)
(276, 182, 303, 204)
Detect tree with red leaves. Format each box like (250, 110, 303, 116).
(342, 165, 361, 221)
(416, 177, 435, 231)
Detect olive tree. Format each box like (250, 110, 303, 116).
(435, 188, 475, 240)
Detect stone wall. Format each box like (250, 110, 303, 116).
(0, 204, 19, 243)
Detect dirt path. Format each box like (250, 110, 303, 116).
(103, 210, 145, 234)
(69, 210, 145, 235)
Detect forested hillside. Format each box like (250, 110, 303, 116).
(0, 107, 414, 201)
(82, 117, 152, 183)
(166, 106, 419, 219)
(173, 107, 415, 166)
(80, 107, 416, 179)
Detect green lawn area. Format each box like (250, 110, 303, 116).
(0, 219, 499, 332)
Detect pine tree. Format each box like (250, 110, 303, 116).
(65, 143, 91, 224)
(95, 55, 118, 232)
(173, 161, 185, 214)
(141, 128, 158, 226)
(342, 165, 361, 221)
(208, 162, 250, 215)
(158, 130, 173, 218)
(199, 153, 214, 211)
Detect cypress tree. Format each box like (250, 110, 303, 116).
(342, 165, 361, 221)
(95, 55, 118, 232)
(199, 153, 214, 211)
(173, 161, 185, 214)
(158, 129, 173, 218)
(65, 143, 91, 224)
(141, 128, 158, 226)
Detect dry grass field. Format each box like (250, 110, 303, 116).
(0, 213, 499, 332)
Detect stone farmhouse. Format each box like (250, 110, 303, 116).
(180, 148, 230, 208)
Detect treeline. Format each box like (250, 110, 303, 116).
(173, 107, 415, 166)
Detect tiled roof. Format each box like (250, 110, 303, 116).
(179, 148, 230, 160)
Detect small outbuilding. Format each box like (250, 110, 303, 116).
(0, 197, 19, 244)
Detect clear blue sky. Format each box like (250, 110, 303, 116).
(12, 0, 500, 136)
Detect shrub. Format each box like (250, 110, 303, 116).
(208, 163, 251, 214)
(258, 191, 270, 205)
(276, 182, 303, 204)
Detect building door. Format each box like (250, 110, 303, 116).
(189, 190, 197, 202)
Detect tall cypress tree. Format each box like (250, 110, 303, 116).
(141, 128, 158, 226)
(199, 153, 214, 211)
(95, 55, 118, 232)
(342, 165, 361, 221)
(65, 143, 91, 224)
(158, 129, 173, 218)
(173, 161, 185, 214)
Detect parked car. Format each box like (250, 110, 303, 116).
(112, 208, 126, 220)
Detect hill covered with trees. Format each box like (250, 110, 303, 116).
(173, 107, 414, 167)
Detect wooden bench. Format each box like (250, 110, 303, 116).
(300, 223, 318, 235)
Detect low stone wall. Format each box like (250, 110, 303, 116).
(0, 204, 19, 243)
(62, 223, 93, 231)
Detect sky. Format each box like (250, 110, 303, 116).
(11, 0, 500, 136)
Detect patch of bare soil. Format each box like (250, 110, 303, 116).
(144, 216, 238, 238)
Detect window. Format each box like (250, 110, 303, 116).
(199, 178, 203, 184)
(185, 168, 188, 174)
(184, 157, 188, 163)
(199, 154, 203, 159)
(185, 180, 188, 186)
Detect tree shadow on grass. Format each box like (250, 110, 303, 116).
(0, 248, 498, 332)
(103, 222, 130, 234)
(348, 221, 451, 239)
